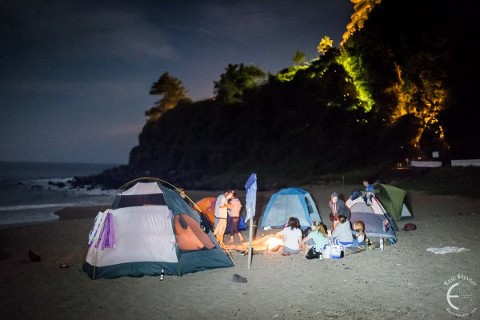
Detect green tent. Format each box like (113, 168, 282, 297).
(375, 184, 413, 221)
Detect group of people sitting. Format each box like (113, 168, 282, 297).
(273, 190, 368, 258)
(214, 180, 377, 256)
(274, 215, 366, 258)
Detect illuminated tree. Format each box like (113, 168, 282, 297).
(341, 0, 382, 46)
(292, 50, 306, 65)
(276, 51, 309, 82)
(336, 49, 374, 112)
(214, 64, 266, 104)
(317, 36, 333, 55)
(145, 72, 191, 121)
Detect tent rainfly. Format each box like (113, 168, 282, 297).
(83, 180, 233, 279)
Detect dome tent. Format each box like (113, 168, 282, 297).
(83, 178, 233, 279)
(259, 187, 321, 230)
(346, 194, 397, 240)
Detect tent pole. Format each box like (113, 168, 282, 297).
(220, 241, 235, 265)
(247, 218, 254, 269)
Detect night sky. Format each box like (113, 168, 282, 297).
(1, 0, 353, 164)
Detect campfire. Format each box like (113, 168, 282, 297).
(266, 237, 283, 251)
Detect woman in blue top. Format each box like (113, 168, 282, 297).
(302, 222, 329, 252)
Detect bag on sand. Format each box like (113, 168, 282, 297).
(324, 244, 343, 259)
(402, 223, 417, 231)
(305, 246, 321, 259)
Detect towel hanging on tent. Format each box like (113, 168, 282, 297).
(88, 211, 104, 246)
(94, 211, 116, 249)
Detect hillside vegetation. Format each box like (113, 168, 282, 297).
(75, 0, 479, 193)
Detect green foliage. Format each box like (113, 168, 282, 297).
(336, 49, 374, 112)
(213, 64, 266, 105)
(275, 65, 308, 82)
(123, 0, 478, 190)
(292, 50, 306, 65)
(145, 72, 191, 121)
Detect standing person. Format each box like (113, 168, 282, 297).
(226, 191, 244, 243)
(275, 217, 302, 256)
(363, 180, 375, 205)
(214, 190, 233, 245)
(329, 192, 351, 222)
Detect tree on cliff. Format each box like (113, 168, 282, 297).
(145, 72, 191, 121)
(213, 63, 266, 105)
(292, 50, 306, 65)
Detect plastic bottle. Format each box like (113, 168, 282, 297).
(160, 269, 165, 281)
(380, 238, 384, 251)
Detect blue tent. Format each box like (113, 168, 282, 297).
(260, 187, 321, 230)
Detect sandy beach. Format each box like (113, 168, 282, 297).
(1, 184, 479, 319)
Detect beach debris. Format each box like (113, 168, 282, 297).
(59, 263, 70, 269)
(28, 250, 41, 262)
(426, 246, 470, 255)
(402, 223, 417, 231)
(236, 248, 258, 256)
(232, 273, 247, 283)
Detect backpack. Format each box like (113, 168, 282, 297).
(305, 246, 321, 259)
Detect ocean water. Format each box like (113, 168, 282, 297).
(0, 161, 120, 228)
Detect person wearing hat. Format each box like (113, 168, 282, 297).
(329, 192, 351, 223)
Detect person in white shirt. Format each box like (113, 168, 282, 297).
(276, 217, 302, 256)
(213, 190, 233, 245)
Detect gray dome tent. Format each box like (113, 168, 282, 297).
(83, 178, 234, 279)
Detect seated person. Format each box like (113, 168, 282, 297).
(275, 217, 302, 256)
(352, 220, 366, 247)
(330, 215, 354, 247)
(329, 192, 351, 221)
(302, 221, 329, 257)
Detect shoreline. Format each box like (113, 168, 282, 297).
(54, 205, 109, 220)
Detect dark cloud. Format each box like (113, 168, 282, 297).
(0, 0, 352, 164)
